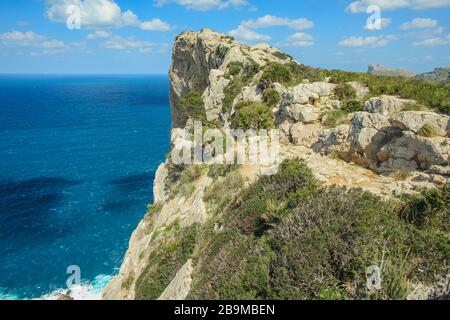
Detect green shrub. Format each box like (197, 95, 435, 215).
(417, 122, 441, 138)
(259, 63, 292, 89)
(135, 224, 198, 300)
(321, 109, 350, 128)
(231, 102, 275, 130)
(177, 91, 206, 125)
(188, 158, 449, 300)
(287, 62, 325, 84)
(343, 100, 363, 113)
(334, 83, 357, 101)
(227, 61, 244, 77)
(204, 170, 244, 211)
(262, 88, 281, 107)
(273, 51, 292, 61)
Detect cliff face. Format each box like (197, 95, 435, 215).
(103, 30, 449, 300)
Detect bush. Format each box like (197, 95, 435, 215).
(259, 63, 292, 89)
(343, 100, 363, 113)
(262, 88, 281, 107)
(321, 109, 350, 128)
(417, 122, 441, 138)
(227, 61, 244, 77)
(231, 102, 275, 130)
(287, 62, 325, 84)
(177, 91, 206, 125)
(135, 224, 198, 300)
(334, 83, 357, 101)
(188, 158, 449, 300)
(273, 51, 292, 61)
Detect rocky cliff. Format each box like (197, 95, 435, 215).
(368, 64, 417, 78)
(103, 30, 449, 300)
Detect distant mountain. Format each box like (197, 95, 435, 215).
(367, 64, 416, 78)
(414, 67, 450, 83)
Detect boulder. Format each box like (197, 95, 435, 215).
(390, 111, 449, 136)
(290, 122, 324, 146)
(280, 104, 318, 123)
(364, 95, 415, 117)
(313, 124, 350, 154)
(283, 82, 336, 105)
(231, 84, 263, 113)
(347, 81, 369, 100)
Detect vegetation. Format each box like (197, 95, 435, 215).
(135, 224, 198, 300)
(334, 83, 357, 101)
(262, 88, 281, 107)
(321, 109, 351, 128)
(188, 159, 449, 300)
(417, 122, 442, 138)
(259, 62, 292, 89)
(231, 101, 275, 130)
(273, 51, 293, 61)
(177, 91, 206, 125)
(342, 100, 363, 113)
(326, 70, 450, 115)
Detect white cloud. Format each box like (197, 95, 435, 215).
(45, 0, 171, 31)
(347, 0, 450, 12)
(0, 30, 79, 56)
(140, 19, 171, 31)
(339, 35, 397, 47)
(401, 18, 438, 30)
(154, 0, 250, 11)
(229, 26, 270, 42)
(100, 36, 169, 53)
(412, 35, 450, 46)
(86, 30, 111, 40)
(241, 15, 314, 30)
(286, 32, 314, 47)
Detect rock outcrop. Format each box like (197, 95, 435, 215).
(103, 30, 449, 301)
(368, 64, 416, 78)
(414, 67, 450, 84)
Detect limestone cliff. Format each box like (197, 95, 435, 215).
(103, 30, 449, 300)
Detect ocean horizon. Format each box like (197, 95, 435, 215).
(0, 74, 171, 299)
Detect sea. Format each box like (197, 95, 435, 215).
(0, 75, 171, 299)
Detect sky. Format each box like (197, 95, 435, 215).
(0, 0, 449, 74)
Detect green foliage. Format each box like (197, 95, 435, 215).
(399, 184, 449, 232)
(172, 165, 206, 198)
(417, 122, 441, 138)
(227, 61, 244, 76)
(321, 109, 350, 128)
(273, 51, 293, 61)
(334, 83, 357, 101)
(204, 170, 244, 212)
(231, 101, 275, 130)
(188, 158, 449, 300)
(177, 91, 206, 125)
(287, 62, 326, 84)
(259, 62, 292, 89)
(327, 70, 450, 115)
(135, 224, 198, 300)
(342, 100, 363, 113)
(262, 88, 281, 107)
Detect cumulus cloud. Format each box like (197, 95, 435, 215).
(86, 30, 111, 39)
(286, 32, 314, 47)
(401, 18, 438, 30)
(241, 15, 314, 30)
(45, 0, 171, 31)
(229, 26, 270, 42)
(339, 35, 397, 47)
(412, 34, 450, 46)
(153, 0, 251, 11)
(347, 0, 450, 12)
(0, 30, 82, 55)
(100, 35, 168, 53)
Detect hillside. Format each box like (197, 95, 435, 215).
(102, 29, 449, 300)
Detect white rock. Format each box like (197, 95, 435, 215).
(390, 111, 449, 136)
(364, 95, 415, 117)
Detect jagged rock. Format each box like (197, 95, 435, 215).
(368, 64, 416, 78)
(414, 67, 450, 84)
(280, 104, 318, 123)
(364, 95, 415, 117)
(231, 84, 263, 113)
(377, 133, 449, 171)
(348, 112, 401, 167)
(158, 259, 193, 300)
(390, 111, 450, 136)
(153, 163, 169, 203)
(290, 122, 323, 146)
(313, 124, 350, 155)
(283, 82, 336, 105)
(271, 82, 286, 95)
(203, 69, 230, 121)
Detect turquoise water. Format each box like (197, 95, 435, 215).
(0, 75, 171, 299)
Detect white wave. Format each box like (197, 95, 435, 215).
(40, 274, 112, 301)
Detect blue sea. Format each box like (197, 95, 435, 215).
(0, 75, 171, 299)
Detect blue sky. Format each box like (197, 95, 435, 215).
(0, 0, 449, 74)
